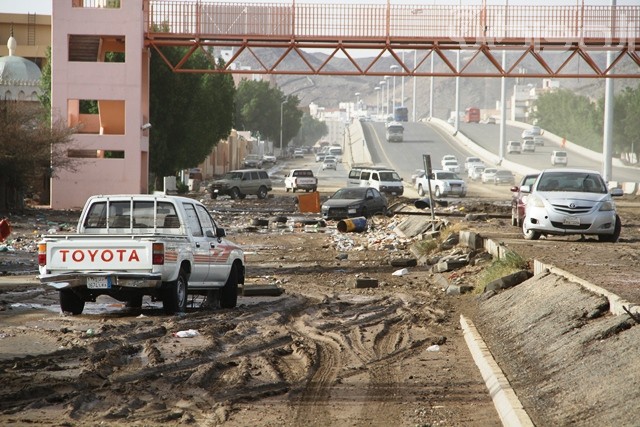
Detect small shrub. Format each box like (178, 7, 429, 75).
(477, 251, 528, 288)
(176, 181, 189, 194)
(415, 238, 439, 255)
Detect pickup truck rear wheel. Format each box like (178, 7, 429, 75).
(220, 266, 239, 309)
(163, 269, 188, 314)
(60, 289, 85, 315)
(257, 186, 268, 199)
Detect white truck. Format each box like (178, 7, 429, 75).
(37, 194, 245, 315)
(284, 169, 318, 192)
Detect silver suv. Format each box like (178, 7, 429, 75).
(209, 169, 273, 199)
(521, 169, 623, 242)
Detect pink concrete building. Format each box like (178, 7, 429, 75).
(51, 0, 150, 209)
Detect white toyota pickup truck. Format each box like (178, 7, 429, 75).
(284, 169, 318, 192)
(37, 194, 245, 315)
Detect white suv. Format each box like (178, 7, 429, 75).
(551, 150, 568, 166)
(507, 141, 522, 154)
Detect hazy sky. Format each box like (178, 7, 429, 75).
(1, 0, 636, 15)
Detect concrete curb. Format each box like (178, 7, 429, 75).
(533, 260, 640, 317)
(460, 233, 639, 426)
(460, 315, 534, 427)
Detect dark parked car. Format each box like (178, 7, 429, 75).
(321, 187, 388, 220)
(242, 154, 263, 168)
(510, 173, 539, 226)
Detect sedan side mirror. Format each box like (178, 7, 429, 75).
(610, 188, 624, 197)
(520, 185, 531, 194)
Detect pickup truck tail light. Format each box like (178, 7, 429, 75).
(38, 243, 46, 266)
(152, 242, 165, 265)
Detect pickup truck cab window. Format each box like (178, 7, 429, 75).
(195, 204, 216, 237)
(182, 203, 203, 237)
(83, 200, 178, 229)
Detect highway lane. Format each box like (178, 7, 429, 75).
(361, 121, 472, 180)
(457, 122, 639, 182)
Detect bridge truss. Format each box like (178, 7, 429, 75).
(144, 1, 640, 79)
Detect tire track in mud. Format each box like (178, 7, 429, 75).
(287, 294, 439, 426)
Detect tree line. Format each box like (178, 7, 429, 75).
(533, 84, 640, 161)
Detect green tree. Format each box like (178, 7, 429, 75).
(605, 85, 640, 160)
(533, 89, 602, 151)
(0, 101, 77, 209)
(149, 47, 234, 182)
(294, 113, 328, 147)
(234, 80, 302, 151)
(38, 46, 51, 122)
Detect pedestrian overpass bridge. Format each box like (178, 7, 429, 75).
(143, 1, 640, 78)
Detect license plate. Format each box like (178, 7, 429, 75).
(563, 216, 580, 226)
(87, 276, 111, 289)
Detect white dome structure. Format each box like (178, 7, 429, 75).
(0, 33, 42, 101)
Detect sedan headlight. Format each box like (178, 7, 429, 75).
(528, 195, 545, 208)
(599, 201, 615, 211)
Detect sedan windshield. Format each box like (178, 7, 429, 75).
(332, 188, 367, 199)
(537, 172, 606, 193)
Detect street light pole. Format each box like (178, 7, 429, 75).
(401, 51, 405, 107)
(412, 49, 417, 121)
(384, 75, 390, 117)
(379, 80, 386, 118)
(390, 65, 399, 111)
(280, 100, 286, 157)
(374, 86, 380, 118)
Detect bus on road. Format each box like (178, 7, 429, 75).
(464, 107, 480, 123)
(393, 106, 409, 122)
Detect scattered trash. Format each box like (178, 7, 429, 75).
(427, 344, 440, 352)
(86, 328, 95, 337)
(392, 268, 409, 276)
(173, 329, 200, 338)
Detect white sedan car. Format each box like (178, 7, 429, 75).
(322, 156, 337, 170)
(481, 168, 498, 184)
(522, 169, 623, 242)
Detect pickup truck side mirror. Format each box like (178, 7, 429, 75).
(216, 228, 226, 238)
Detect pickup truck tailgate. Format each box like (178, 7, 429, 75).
(46, 239, 155, 272)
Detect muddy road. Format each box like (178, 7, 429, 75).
(1, 182, 640, 426)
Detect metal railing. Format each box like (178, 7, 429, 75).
(147, 2, 640, 44)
